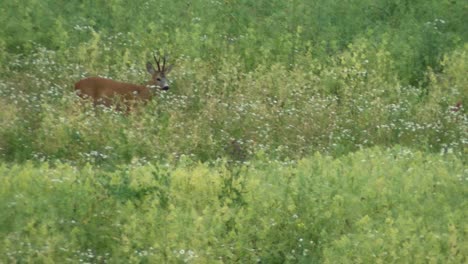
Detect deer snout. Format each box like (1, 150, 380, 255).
(162, 86, 169, 90)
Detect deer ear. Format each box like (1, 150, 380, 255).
(165, 65, 173, 74)
(146, 62, 155, 74)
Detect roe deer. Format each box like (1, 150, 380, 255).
(75, 54, 173, 110)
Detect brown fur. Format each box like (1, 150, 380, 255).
(75, 77, 152, 107)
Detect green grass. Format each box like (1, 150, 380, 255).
(0, 0, 467, 262)
(0, 148, 466, 263)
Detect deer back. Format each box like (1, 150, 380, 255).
(75, 77, 152, 106)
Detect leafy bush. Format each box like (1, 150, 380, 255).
(0, 148, 465, 263)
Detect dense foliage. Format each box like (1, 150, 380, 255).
(0, 0, 466, 262)
(0, 148, 466, 263)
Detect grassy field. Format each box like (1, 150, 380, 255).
(0, 0, 467, 263)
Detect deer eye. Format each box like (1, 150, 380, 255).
(156, 78, 161, 81)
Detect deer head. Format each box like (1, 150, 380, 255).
(146, 54, 173, 91)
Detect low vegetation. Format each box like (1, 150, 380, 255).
(0, 148, 466, 263)
(0, 0, 466, 262)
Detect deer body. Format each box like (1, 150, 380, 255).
(75, 54, 172, 109)
(75, 77, 153, 107)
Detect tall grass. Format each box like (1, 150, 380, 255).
(1, 1, 466, 165)
(0, 42, 466, 164)
(0, 1, 467, 262)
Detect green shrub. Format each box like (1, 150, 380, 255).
(0, 148, 465, 262)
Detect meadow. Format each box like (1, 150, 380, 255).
(0, 0, 466, 263)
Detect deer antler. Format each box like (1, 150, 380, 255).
(153, 54, 161, 72)
(163, 54, 169, 72)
